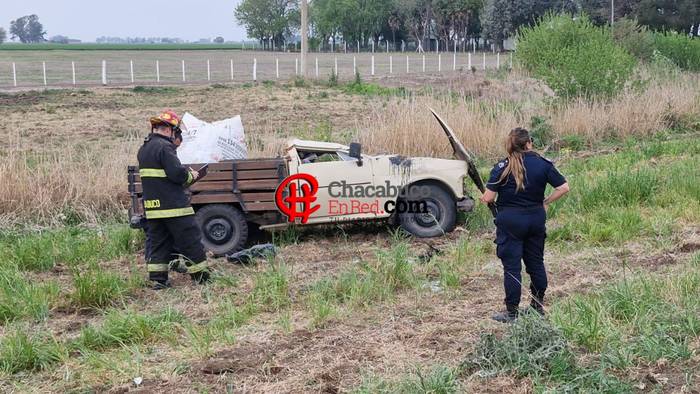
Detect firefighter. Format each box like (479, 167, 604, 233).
(138, 110, 210, 289)
(142, 129, 183, 263)
(480, 127, 570, 322)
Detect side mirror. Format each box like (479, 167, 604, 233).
(349, 142, 363, 166)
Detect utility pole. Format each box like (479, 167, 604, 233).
(611, 0, 615, 29)
(300, 0, 308, 77)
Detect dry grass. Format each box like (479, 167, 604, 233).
(0, 71, 698, 226)
(359, 73, 700, 159)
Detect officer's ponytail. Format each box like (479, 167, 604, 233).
(498, 128, 531, 192)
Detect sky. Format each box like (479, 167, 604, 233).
(1, 0, 248, 42)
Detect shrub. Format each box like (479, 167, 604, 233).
(0, 264, 59, 324)
(529, 115, 554, 148)
(75, 308, 184, 352)
(248, 260, 290, 312)
(652, 31, 700, 71)
(0, 331, 65, 374)
(516, 13, 637, 99)
(612, 18, 654, 61)
(462, 313, 629, 391)
(71, 262, 130, 309)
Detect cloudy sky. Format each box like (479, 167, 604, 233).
(1, 0, 248, 42)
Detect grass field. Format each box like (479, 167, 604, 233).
(0, 64, 699, 392)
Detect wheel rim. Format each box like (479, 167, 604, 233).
(414, 199, 442, 228)
(204, 217, 235, 245)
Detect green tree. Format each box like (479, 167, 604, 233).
(433, 0, 483, 51)
(634, 0, 700, 32)
(234, 0, 295, 48)
(0, 27, 6, 44)
(214, 36, 225, 44)
(481, 0, 514, 50)
(311, 0, 342, 49)
(10, 15, 46, 43)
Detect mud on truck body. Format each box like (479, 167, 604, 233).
(128, 111, 483, 256)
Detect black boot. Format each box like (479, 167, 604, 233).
(491, 304, 519, 323)
(151, 280, 172, 290)
(530, 294, 545, 316)
(149, 271, 171, 290)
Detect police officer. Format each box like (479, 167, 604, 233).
(480, 127, 570, 322)
(138, 110, 210, 289)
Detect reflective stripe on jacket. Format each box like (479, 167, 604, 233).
(137, 133, 195, 219)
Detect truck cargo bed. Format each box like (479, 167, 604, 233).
(127, 158, 287, 213)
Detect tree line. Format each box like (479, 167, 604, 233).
(234, 0, 699, 51)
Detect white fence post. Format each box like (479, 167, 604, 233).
(253, 58, 257, 81)
(130, 60, 134, 83)
(12, 63, 17, 87)
(353, 56, 356, 75)
(468, 53, 472, 70)
(182, 60, 186, 82)
(71, 61, 76, 85)
(422, 55, 426, 72)
(334, 56, 338, 76)
(497, 52, 500, 69)
(510, 52, 513, 68)
(438, 54, 441, 72)
(276, 58, 279, 79)
(230, 59, 234, 80)
(315, 57, 319, 78)
(482, 53, 486, 70)
(406, 56, 409, 73)
(101, 60, 107, 85)
(371, 55, 375, 75)
(453, 41, 457, 70)
(156, 60, 160, 82)
(207, 60, 211, 81)
(42, 61, 47, 86)
(389, 55, 393, 74)
(295, 58, 299, 75)
(344, 42, 347, 54)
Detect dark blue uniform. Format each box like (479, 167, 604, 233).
(486, 151, 566, 307)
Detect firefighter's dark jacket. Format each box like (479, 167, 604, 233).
(137, 133, 195, 219)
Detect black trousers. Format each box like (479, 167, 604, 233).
(146, 214, 207, 282)
(495, 206, 548, 307)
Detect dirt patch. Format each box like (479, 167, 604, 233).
(679, 242, 700, 253)
(633, 252, 678, 270)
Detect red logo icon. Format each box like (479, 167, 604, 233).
(275, 173, 321, 224)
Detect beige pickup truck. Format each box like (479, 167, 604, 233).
(129, 110, 487, 255)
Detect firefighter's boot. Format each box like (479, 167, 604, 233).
(491, 304, 519, 323)
(530, 293, 545, 316)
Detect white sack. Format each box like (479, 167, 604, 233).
(177, 113, 247, 164)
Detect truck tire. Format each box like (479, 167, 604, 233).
(398, 185, 457, 238)
(195, 204, 248, 256)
